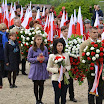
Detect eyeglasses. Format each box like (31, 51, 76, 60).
(2, 29, 6, 30)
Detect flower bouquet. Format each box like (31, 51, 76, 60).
(54, 55, 69, 88)
(80, 40, 104, 96)
(65, 34, 85, 85)
(16, 27, 52, 59)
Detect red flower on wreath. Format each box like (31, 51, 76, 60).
(62, 56, 65, 59)
(82, 52, 86, 56)
(16, 32, 18, 34)
(17, 37, 19, 39)
(90, 67, 94, 70)
(24, 43, 27, 46)
(102, 39, 104, 43)
(100, 52, 103, 57)
(94, 44, 98, 48)
(102, 43, 104, 47)
(18, 41, 21, 43)
(90, 63, 94, 66)
(91, 42, 95, 45)
(99, 58, 103, 62)
(87, 57, 91, 61)
(100, 47, 103, 51)
(91, 52, 95, 56)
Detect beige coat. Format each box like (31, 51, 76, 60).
(80, 38, 91, 60)
(47, 53, 71, 81)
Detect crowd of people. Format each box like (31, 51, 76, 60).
(0, 1, 104, 104)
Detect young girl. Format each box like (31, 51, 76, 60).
(27, 34, 49, 104)
(47, 38, 71, 104)
(4, 32, 20, 88)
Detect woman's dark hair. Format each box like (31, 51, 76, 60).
(53, 38, 66, 54)
(33, 34, 44, 51)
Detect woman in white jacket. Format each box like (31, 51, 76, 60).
(47, 38, 71, 104)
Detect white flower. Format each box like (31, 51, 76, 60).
(32, 37, 34, 40)
(36, 30, 41, 34)
(44, 32, 47, 36)
(92, 57, 96, 61)
(25, 31, 28, 34)
(76, 51, 79, 54)
(75, 48, 78, 51)
(31, 41, 33, 44)
(65, 49, 68, 52)
(21, 29, 24, 31)
(84, 46, 88, 52)
(68, 47, 71, 50)
(44, 39, 47, 43)
(68, 52, 70, 55)
(96, 49, 100, 53)
(66, 45, 69, 48)
(23, 42, 25, 44)
(36, 27, 39, 30)
(97, 40, 101, 43)
(86, 52, 90, 56)
(50, 44, 53, 48)
(95, 54, 99, 58)
(21, 35, 23, 38)
(20, 31, 23, 33)
(90, 47, 95, 50)
(26, 37, 30, 41)
(68, 41, 72, 44)
(58, 58, 63, 62)
(21, 44, 23, 47)
(29, 33, 32, 36)
(91, 73, 95, 76)
(32, 32, 35, 34)
(72, 48, 75, 51)
(26, 42, 28, 46)
(55, 60, 58, 64)
(82, 60, 86, 63)
(72, 51, 75, 53)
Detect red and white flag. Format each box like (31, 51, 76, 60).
(76, 6, 83, 36)
(74, 9, 77, 23)
(20, 6, 24, 22)
(2, 0, 4, 12)
(42, 6, 45, 16)
(21, 11, 32, 29)
(44, 16, 49, 34)
(10, 9, 16, 26)
(94, 12, 99, 27)
(13, 2, 16, 11)
(68, 14, 75, 38)
(0, 7, 2, 23)
(36, 9, 40, 21)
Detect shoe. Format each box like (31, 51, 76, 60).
(10, 84, 14, 88)
(13, 84, 17, 88)
(39, 102, 44, 104)
(0, 86, 2, 89)
(70, 98, 77, 102)
(36, 100, 39, 104)
(22, 72, 28, 75)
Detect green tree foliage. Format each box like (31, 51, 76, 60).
(55, 0, 101, 19)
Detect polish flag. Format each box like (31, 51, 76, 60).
(68, 14, 75, 38)
(94, 12, 99, 28)
(3, 8, 9, 28)
(60, 10, 66, 28)
(44, 16, 49, 34)
(76, 6, 83, 36)
(66, 13, 68, 21)
(74, 9, 77, 23)
(0, 7, 2, 23)
(49, 12, 54, 42)
(13, 2, 16, 11)
(21, 11, 32, 29)
(2, 0, 4, 12)
(10, 9, 16, 26)
(20, 6, 24, 22)
(42, 6, 45, 16)
(36, 9, 40, 21)
(29, 1, 32, 11)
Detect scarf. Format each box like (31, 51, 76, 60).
(9, 39, 19, 53)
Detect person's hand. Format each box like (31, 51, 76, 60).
(6, 63, 9, 66)
(63, 67, 66, 73)
(102, 77, 104, 80)
(39, 53, 43, 56)
(40, 56, 45, 61)
(37, 56, 41, 61)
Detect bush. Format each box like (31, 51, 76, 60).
(55, 0, 99, 20)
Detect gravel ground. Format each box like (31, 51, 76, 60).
(0, 62, 104, 104)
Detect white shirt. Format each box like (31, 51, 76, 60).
(62, 36, 68, 45)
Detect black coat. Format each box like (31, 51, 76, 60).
(4, 41, 20, 71)
(0, 34, 4, 60)
(9, 25, 15, 30)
